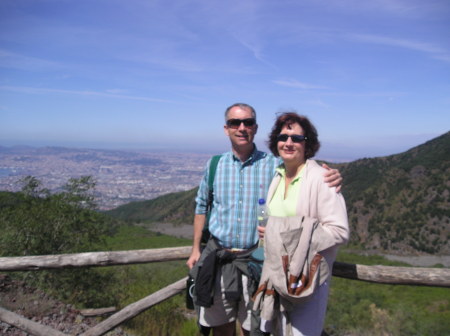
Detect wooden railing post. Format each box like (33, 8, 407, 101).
(79, 277, 187, 336)
(0, 306, 67, 336)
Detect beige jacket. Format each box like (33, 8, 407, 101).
(253, 159, 349, 320)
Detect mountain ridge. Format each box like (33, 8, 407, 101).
(338, 131, 449, 254)
(108, 131, 450, 254)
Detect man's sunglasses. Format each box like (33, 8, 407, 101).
(226, 118, 256, 129)
(277, 134, 308, 143)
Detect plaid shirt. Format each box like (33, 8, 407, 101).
(195, 147, 280, 249)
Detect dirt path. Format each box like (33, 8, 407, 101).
(142, 223, 193, 239)
(382, 254, 450, 267)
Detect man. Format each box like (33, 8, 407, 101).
(187, 103, 342, 336)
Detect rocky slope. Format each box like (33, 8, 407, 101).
(0, 274, 132, 336)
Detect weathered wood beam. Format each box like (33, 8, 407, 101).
(79, 277, 187, 336)
(0, 246, 192, 271)
(333, 261, 450, 287)
(0, 247, 448, 288)
(0, 306, 67, 336)
(80, 306, 117, 317)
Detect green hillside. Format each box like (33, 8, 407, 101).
(338, 131, 449, 254)
(1, 158, 448, 335)
(106, 131, 450, 254)
(106, 187, 198, 225)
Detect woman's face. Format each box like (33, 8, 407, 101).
(277, 122, 307, 165)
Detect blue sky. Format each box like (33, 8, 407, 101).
(1, 0, 449, 162)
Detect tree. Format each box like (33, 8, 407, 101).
(0, 176, 119, 307)
(0, 176, 109, 256)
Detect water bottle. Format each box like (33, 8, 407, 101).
(257, 198, 268, 247)
(257, 198, 268, 227)
(186, 276, 195, 310)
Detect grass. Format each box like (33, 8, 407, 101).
(29, 224, 448, 336)
(102, 224, 191, 250)
(326, 251, 450, 336)
(97, 224, 197, 335)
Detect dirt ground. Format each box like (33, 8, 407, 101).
(382, 254, 450, 267)
(0, 274, 132, 336)
(146, 223, 193, 240)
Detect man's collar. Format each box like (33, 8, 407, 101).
(231, 144, 261, 163)
(230, 144, 267, 165)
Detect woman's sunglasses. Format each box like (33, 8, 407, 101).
(277, 134, 307, 143)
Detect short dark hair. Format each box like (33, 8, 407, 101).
(224, 103, 256, 121)
(268, 112, 320, 159)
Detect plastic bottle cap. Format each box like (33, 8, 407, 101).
(258, 198, 265, 205)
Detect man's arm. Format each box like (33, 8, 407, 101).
(186, 213, 206, 269)
(322, 163, 343, 193)
(186, 157, 211, 269)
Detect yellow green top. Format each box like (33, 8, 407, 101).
(268, 164, 305, 217)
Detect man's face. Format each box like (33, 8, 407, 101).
(224, 106, 258, 149)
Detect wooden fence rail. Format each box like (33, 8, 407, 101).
(332, 261, 450, 287)
(80, 277, 187, 336)
(1, 246, 449, 287)
(1, 247, 449, 336)
(0, 277, 187, 336)
(0, 246, 192, 271)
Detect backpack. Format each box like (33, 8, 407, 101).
(188, 154, 221, 336)
(201, 154, 222, 245)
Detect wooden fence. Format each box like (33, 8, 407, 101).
(0, 247, 449, 336)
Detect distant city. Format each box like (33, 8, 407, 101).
(0, 146, 211, 210)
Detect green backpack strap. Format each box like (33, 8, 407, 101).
(201, 154, 221, 244)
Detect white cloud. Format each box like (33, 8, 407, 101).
(0, 50, 61, 71)
(324, 0, 448, 18)
(273, 79, 328, 90)
(0, 86, 172, 103)
(348, 34, 450, 63)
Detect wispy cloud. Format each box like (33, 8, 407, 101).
(194, 1, 277, 68)
(273, 79, 328, 90)
(120, 51, 204, 73)
(0, 50, 61, 71)
(233, 35, 277, 69)
(326, 0, 447, 18)
(348, 34, 450, 63)
(0, 86, 172, 103)
(303, 99, 331, 108)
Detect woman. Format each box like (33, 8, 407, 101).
(253, 112, 349, 336)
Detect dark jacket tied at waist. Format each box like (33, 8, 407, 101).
(190, 237, 260, 308)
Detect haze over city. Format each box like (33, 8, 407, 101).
(1, 0, 449, 162)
